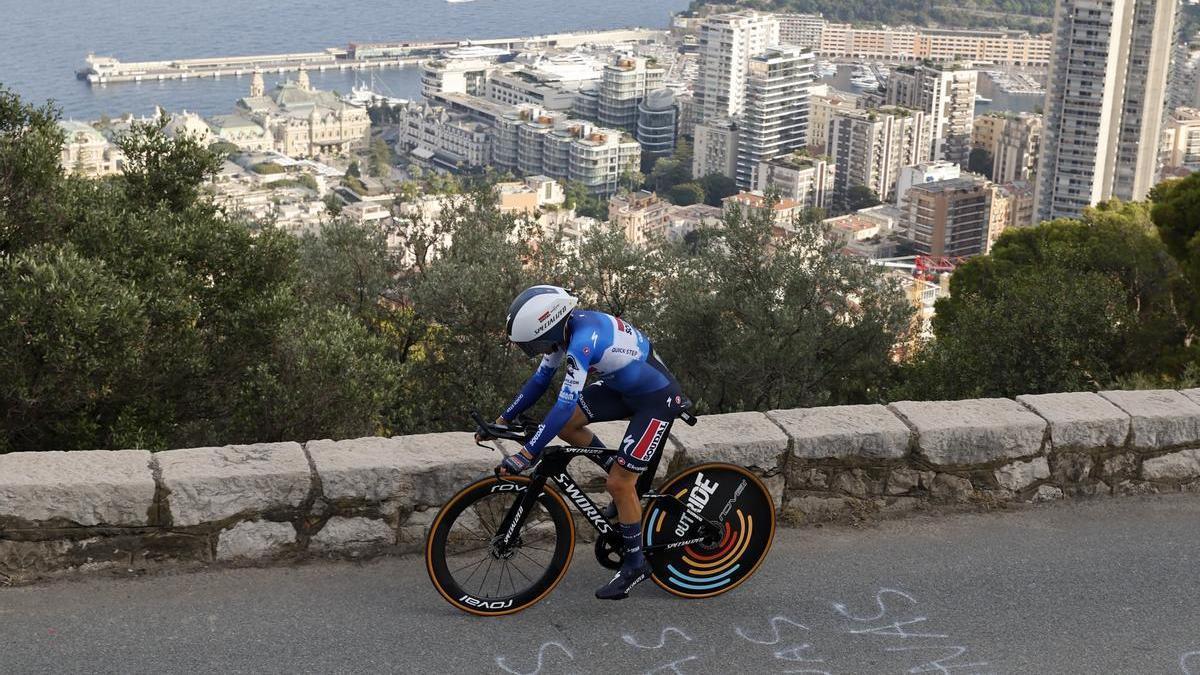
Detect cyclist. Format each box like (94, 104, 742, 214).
(483, 285, 686, 600)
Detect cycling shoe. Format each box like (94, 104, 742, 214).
(595, 562, 652, 600)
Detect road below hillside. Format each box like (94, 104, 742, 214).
(2, 497, 1199, 674)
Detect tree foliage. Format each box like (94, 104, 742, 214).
(668, 182, 706, 206)
(0, 86, 915, 452)
(898, 201, 1190, 400)
(0, 88, 396, 453)
(968, 147, 994, 180)
(697, 173, 739, 206)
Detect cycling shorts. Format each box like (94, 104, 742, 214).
(578, 376, 685, 475)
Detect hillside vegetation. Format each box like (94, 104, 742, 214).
(688, 0, 1054, 31)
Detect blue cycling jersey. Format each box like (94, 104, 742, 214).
(502, 310, 672, 456)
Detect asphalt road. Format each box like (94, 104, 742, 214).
(2, 496, 1199, 674)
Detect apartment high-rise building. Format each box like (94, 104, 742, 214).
(754, 152, 834, 211)
(609, 190, 674, 247)
(777, 13, 826, 48)
(993, 112, 1042, 183)
(900, 176, 994, 258)
(695, 11, 780, 125)
(886, 63, 977, 167)
(808, 87, 860, 153)
(972, 113, 1007, 153)
(895, 161, 962, 207)
(693, 118, 740, 179)
(735, 45, 814, 188)
(829, 106, 932, 209)
(636, 89, 679, 159)
(598, 54, 665, 131)
(1034, 0, 1179, 222)
(1112, 0, 1181, 199)
(491, 107, 640, 196)
(1161, 107, 1200, 171)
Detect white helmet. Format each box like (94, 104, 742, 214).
(506, 285, 579, 357)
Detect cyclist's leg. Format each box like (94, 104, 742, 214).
(567, 382, 632, 471)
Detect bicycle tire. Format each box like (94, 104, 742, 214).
(426, 475, 575, 616)
(643, 462, 776, 599)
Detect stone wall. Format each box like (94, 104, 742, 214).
(3, 389, 1200, 584)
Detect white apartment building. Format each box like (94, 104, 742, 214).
(1161, 107, 1200, 171)
(828, 106, 932, 208)
(754, 153, 834, 211)
(636, 89, 679, 158)
(693, 118, 740, 179)
(486, 65, 583, 111)
(598, 54, 665, 130)
(491, 108, 640, 196)
(818, 24, 1052, 66)
(1035, 0, 1178, 221)
(420, 58, 493, 98)
(992, 112, 1042, 183)
(609, 190, 674, 246)
(808, 87, 861, 153)
(695, 11, 780, 125)
(735, 45, 815, 188)
(777, 13, 826, 48)
(58, 121, 124, 177)
(885, 63, 977, 167)
(894, 161, 962, 207)
(393, 101, 492, 172)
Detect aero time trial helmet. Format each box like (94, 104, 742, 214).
(506, 285, 579, 357)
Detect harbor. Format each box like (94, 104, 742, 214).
(77, 27, 666, 85)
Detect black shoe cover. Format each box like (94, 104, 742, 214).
(595, 563, 651, 600)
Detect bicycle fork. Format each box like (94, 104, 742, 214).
(493, 476, 546, 553)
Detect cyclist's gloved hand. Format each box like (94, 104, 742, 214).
(498, 449, 535, 476)
(475, 416, 508, 444)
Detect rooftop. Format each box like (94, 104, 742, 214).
(909, 176, 990, 194)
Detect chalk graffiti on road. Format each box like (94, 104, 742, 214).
(833, 588, 917, 622)
(491, 587, 994, 674)
(622, 627, 693, 650)
(734, 615, 809, 645)
(735, 615, 829, 674)
(1181, 650, 1200, 675)
(644, 655, 699, 674)
(831, 588, 992, 675)
(494, 641, 575, 675)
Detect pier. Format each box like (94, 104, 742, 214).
(78, 27, 665, 85)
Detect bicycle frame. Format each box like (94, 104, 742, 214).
(490, 445, 721, 556)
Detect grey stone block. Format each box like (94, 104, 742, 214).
(1016, 392, 1130, 450)
(309, 432, 495, 510)
(1099, 390, 1200, 450)
(767, 404, 910, 460)
(158, 443, 310, 527)
(930, 473, 974, 502)
(0, 450, 156, 527)
(310, 516, 395, 550)
(994, 457, 1050, 491)
(1142, 448, 1200, 480)
(216, 520, 295, 561)
(889, 399, 1046, 466)
(669, 411, 789, 471)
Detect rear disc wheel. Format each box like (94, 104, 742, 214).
(643, 463, 776, 598)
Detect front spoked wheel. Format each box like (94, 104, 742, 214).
(644, 463, 776, 599)
(425, 476, 575, 616)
